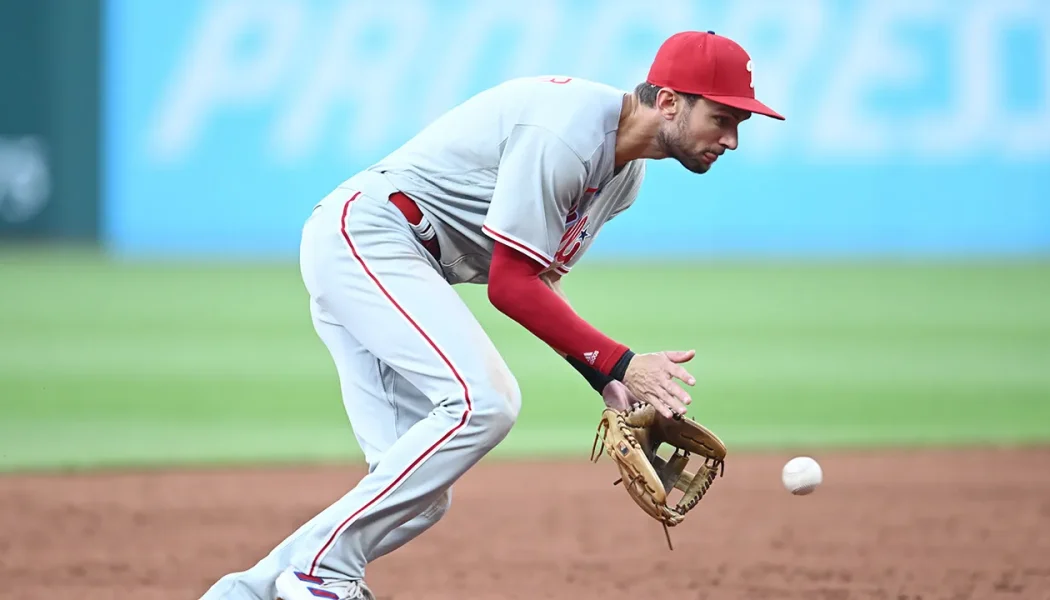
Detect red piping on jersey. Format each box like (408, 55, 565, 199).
(487, 241, 629, 376)
(309, 191, 473, 577)
(482, 224, 552, 268)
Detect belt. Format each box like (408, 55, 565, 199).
(389, 192, 441, 260)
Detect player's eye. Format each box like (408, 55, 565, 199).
(713, 115, 729, 127)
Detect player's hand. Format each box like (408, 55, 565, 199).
(601, 380, 642, 412)
(622, 350, 696, 420)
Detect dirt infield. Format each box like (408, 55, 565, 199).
(2, 448, 1049, 600)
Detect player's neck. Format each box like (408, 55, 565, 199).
(614, 94, 667, 168)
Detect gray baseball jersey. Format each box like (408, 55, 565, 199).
(199, 76, 647, 600)
(369, 75, 646, 284)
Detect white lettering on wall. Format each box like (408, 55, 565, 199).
(814, 0, 946, 158)
(144, 0, 1050, 165)
(272, 1, 431, 162)
(150, 0, 302, 161)
(977, 0, 1050, 159)
(914, 2, 994, 157)
(572, 1, 686, 86)
(420, 1, 561, 128)
(722, 0, 826, 156)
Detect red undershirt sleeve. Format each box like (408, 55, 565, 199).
(487, 241, 629, 376)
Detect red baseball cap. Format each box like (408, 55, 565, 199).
(646, 31, 784, 120)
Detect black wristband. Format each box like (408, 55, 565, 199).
(565, 355, 615, 394)
(609, 349, 635, 382)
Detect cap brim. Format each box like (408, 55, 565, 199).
(702, 94, 785, 120)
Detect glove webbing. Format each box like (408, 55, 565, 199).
(590, 408, 726, 550)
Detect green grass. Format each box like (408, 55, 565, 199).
(1, 248, 1049, 472)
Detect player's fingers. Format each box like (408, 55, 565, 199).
(666, 362, 696, 387)
(643, 390, 676, 420)
(652, 402, 675, 420)
(660, 380, 691, 414)
(664, 349, 696, 364)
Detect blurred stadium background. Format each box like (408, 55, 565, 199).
(2, 0, 1048, 472)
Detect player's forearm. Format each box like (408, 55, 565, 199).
(536, 273, 618, 392)
(488, 242, 632, 378)
(540, 273, 569, 357)
(541, 272, 569, 305)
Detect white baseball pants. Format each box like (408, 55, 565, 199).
(199, 170, 521, 599)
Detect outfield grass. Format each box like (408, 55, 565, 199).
(1, 248, 1049, 472)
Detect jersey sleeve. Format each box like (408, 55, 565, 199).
(482, 125, 588, 269)
(553, 158, 646, 275)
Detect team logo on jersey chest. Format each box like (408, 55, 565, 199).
(555, 214, 589, 265)
(558, 189, 600, 266)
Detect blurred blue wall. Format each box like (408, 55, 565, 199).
(103, 0, 1050, 259)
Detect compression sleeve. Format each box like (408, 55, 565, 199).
(487, 241, 630, 377)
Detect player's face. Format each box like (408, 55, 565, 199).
(659, 97, 751, 174)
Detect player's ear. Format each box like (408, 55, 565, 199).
(655, 87, 680, 120)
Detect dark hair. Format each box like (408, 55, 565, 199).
(634, 82, 701, 108)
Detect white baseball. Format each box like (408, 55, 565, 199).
(781, 456, 823, 495)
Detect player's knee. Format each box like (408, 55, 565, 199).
(422, 488, 453, 524)
(472, 394, 519, 443)
(471, 373, 521, 446)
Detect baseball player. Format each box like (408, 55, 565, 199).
(199, 30, 783, 600)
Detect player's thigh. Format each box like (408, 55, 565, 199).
(302, 191, 519, 418)
(309, 300, 401, 468)
(381, 363, 438, 439)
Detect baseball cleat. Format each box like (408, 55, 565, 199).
(275, 567, 376, 600)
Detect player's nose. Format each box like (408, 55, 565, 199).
(720, 131, 739, 151)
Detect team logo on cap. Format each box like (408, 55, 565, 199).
(747, 60, 754, 88)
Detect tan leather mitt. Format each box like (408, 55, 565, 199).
(591, 403, 727, 548)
